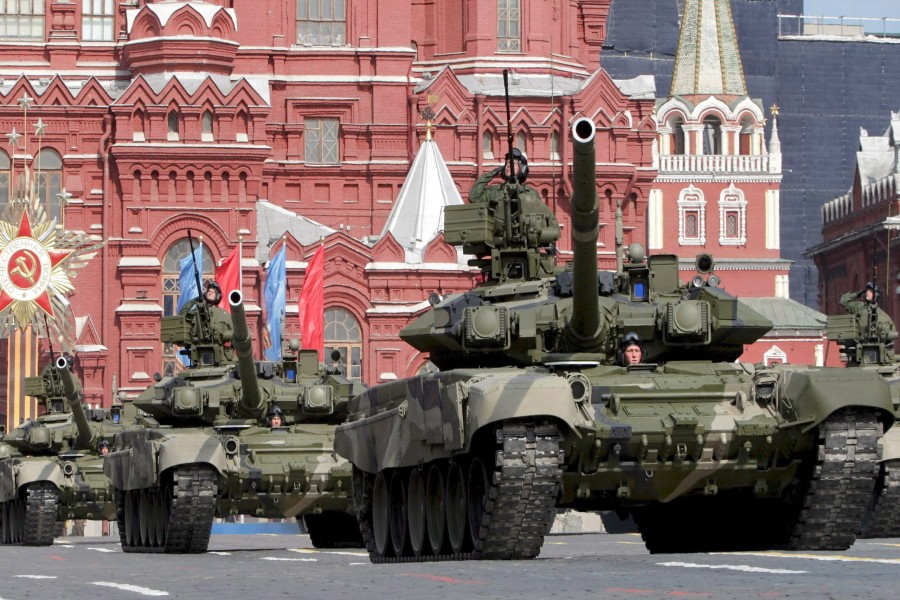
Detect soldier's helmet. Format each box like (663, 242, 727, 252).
(204, 281, 223, 306)
(267, 405, 285, 426)
(505, 148, 529, 184)
(618, 331, 645, 365)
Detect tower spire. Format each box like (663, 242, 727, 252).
(670, 0, 747, 97)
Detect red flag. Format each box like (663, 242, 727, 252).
(215, 245, 241, 313)
(298, 245, 325, 359)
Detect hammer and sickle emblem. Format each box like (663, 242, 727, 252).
(11, 251, 38, 284)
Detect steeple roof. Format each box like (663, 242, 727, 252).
(380, 132, 464, 264)
(670, 0, 747, 97)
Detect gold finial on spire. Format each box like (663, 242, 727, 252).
(420, 106, 436, 142)
(770, 104, 780, 117)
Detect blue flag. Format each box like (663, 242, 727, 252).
(263, 245, 287, 361)
(177, 242, 205, 313)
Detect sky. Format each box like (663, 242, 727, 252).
(804, 1, 900, 20)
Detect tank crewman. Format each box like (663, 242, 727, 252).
(840, 283, 898, 345)
(267, 405, 285, 428)
(618, 332, 645, 366)
(98, 439, 110, 456)
(179, 280, 234, 350)
(469, 148, 559, 238)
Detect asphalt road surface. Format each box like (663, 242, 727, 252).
(2, 533, 899, 599)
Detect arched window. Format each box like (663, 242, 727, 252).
(670, 116, 685, 155)
(167, 110, 179, 141)
(161, 239, 214, 376)
(549, 131, 560, 161)
(35, 149, 63, 223)
(718, 184, 747, 245)
(324, 307, 362, 381)
(677, 184, 706, 245)
(482, 131, 494, 160)
(739, 116, 754, 155)
(0, 149, 9, 215)
(515, 131, 526, 158)
(201, 110, 214, 142)
(702, 116, 722, 155)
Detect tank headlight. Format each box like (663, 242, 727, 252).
(691, 274, 705, 288)
(755, 382, 775, 401)
(707, 275, 721, 288)
(223, 436, 240, 457)
(566, 373, 592, 404)
(62, 461, 76, 477)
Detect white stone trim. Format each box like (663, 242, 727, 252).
(718, 183, 747, 245)
(763, 345, 787, 366)
(648, 189, 664, 249)
(765, 189, 780, 249)
(677, 184, 706, 245)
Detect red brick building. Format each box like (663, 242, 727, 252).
(650, 0, 834, 367)
(0, 0, 656, 421)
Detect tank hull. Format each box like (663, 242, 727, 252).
(336, 361, 894, 560)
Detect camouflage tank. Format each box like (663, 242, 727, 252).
(0, 357, 129, 545)
(827, 293, 900, 538)
(335, 116, 895, 561)
(103, 289, 366, 553)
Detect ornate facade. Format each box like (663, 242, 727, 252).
(0, 0, 656, 422)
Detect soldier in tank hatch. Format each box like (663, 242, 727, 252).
(840, 282, 897, 357)
(618, 332, 645, 366)
(178, 280, 234, 355)
(267, 405, 284, 428)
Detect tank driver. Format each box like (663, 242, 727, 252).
(618, 332, 645, 366)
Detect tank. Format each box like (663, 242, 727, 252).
(103, 290, 367, 553)
(0, 357, 129, 545)
(334, 116, 895, 562)
(827, 301, 900, 538)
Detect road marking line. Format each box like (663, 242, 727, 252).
(87, 547, 116, 553)
(92, 582, 169, 596)
(288, 548, 367, 556)
(721, 552, 900, 566)
(15, 575, 57, 579)
(260, 557, 317, 562)
(208, 552, 231, 556)
(659, 561, 807, 574)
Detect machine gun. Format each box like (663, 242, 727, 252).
(443, 69, 560, 283)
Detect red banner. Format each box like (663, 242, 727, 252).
(298, 245, 325, 359)
(215, 245, 241, 313)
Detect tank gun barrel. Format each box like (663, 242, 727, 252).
(55, 357, 95, 449)
(565, 117, 603, 348)
(229, 290, 264, 419)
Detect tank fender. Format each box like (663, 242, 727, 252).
(778, 368, 894, 432)
(335, 371, 582, 473)
(464, 372, 581, 446)
(0, 459, 16, 502)
(103, 433, 163, 491)
(879, 425, 900, 462)
(157, 432, 227, 479)
(13, 460, 64, 496)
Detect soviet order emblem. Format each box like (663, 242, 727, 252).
(0, 211, 70, 317)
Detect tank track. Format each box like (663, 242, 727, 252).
(859, 459, 900, 539)
(355, 420, 562, 563)
(22, 483, 59, 546)
(119, 465, 217, 554)
(787, 408, 880, 550)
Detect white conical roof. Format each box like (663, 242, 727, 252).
(380, 135, 464, 263)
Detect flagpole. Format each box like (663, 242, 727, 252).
(238, 235, 243, 290)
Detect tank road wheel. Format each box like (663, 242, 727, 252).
(445, 462, 468, 555)
(407, 468, 427, 557)
(121, 490, 139, 551)
(467, 456, 490, 551)
(388, 470, 409, 556)
(22, 482, 59, 546)
(787, 408, 880, 551)
(425, 464, 446, 555)
(139, 488, 153, 547)
(860, 458, 900, 539)
(114, 490, 128, 548)
(371, 472, 392, 558)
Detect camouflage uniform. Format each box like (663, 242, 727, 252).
(840, 291, 898, 359)
(178, 299, 234, 352)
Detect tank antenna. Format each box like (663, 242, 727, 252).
(502, 69, 516, 184)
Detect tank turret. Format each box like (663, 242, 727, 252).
(229, 290, 264, 419)
(55, 356, 95, 450)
